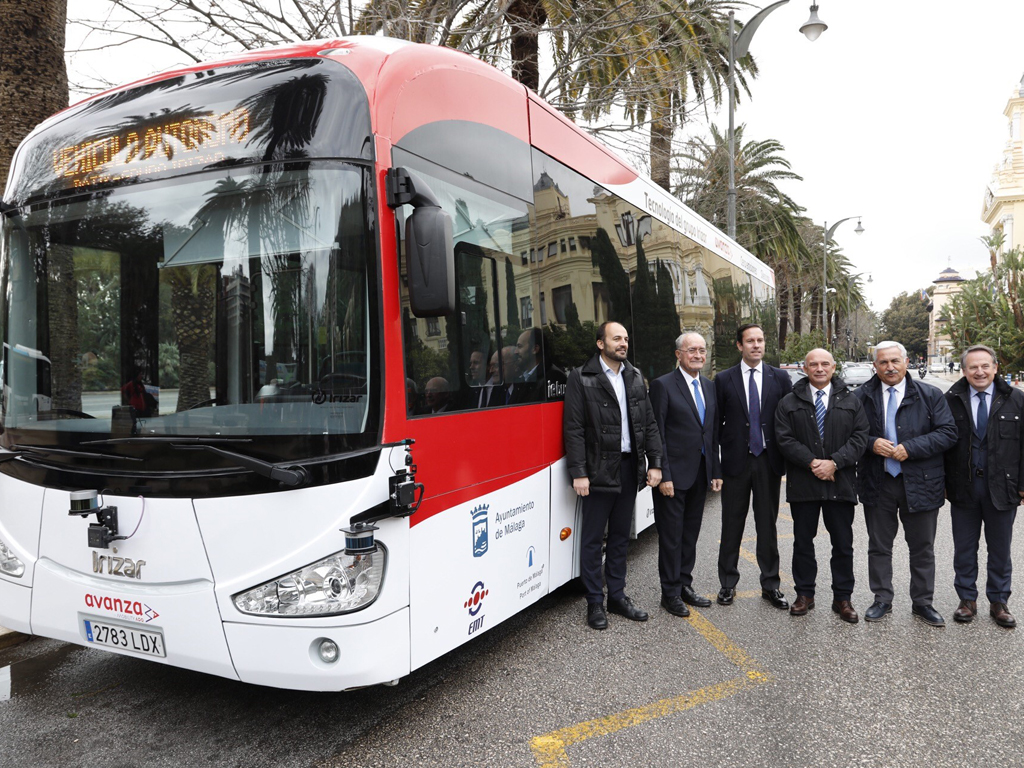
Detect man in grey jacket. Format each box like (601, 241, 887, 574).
(856, 341, 957, 626)
(563, 321, 662, 630)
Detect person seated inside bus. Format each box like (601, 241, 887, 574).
(495, 345, 520, 406)
(406, 378, 419, 414)
(513, 327, 566, 403)
(419, 377, 451, 415)
(465, 348, 500, 409)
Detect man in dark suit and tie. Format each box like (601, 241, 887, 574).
(714, 323, 793, 609)
(650, 332, 722, 617)
(943, 344, 1024, 628)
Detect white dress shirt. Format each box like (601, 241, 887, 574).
(601, 356, 631, 453)
(970, 382, 995, 429)
(740, 362, 763, 409)
(811, 382, 832, 411)
(678, 368, 704, 412)
(881, 376, 907, 424)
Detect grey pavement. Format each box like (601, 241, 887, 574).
(4, 468, 1024, 767)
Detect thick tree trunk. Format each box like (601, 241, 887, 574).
(649, 105, 673, 192)
(169, 267, 216, 411)
(777, 273, 790, 352)
(506, 0, 546, 92)
(0, 0, 68, 192)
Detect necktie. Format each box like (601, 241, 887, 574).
(692, 379, 705, 425)
(748, 368, 764, 456)
(815, 389, 826, 441)
(885, 386, 901, 477)
(976, 391, 988, 441)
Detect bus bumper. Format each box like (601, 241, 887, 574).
(224, 607, 411, 691)
(0, 578, 31, 635)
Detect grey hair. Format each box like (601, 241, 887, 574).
(873, 340, 908, 360)
(961, 344, 998, 367)
(675, 331, 705, 350)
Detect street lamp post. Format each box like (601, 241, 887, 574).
(727, 2, 834, 239)
(822, 216, 864, 346)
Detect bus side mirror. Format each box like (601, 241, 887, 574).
(386, 167, 455, 317)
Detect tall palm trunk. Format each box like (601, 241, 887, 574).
(506, 0, 546, 92)
(649, 101, 673, 192)
(777, 272, 790, 352)
(0, 0, 67, 188)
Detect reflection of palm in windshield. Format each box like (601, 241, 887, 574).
(1, 165, 374, 438)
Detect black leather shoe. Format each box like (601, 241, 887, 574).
(991, 602, 1017, 628)
(912, 604, 945, 627)
(717, 587, 736, 606)
(661, 595, 690, 617)
(762, 589, 789, 609)
(864, 601, 892, 622)
(681, 586, 712, 608)
(607, 596, 648, 622)
(586, 602, 607, 630)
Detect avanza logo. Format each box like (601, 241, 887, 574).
(84, 593, 160, 623)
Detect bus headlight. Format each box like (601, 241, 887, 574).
(232, 545, 386, 617)
(0, 535, 25, 578)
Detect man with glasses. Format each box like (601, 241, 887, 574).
(649, 332, 722, 617)
(943, 345, 1024, 628)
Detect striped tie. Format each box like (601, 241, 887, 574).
(815, 389, 826, 441)
(692, 379, 705, 424)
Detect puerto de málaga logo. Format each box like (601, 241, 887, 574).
(471, 504, 489, 557)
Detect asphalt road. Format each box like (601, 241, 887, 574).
(8, 371, 1024, 768)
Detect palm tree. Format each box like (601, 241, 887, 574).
(676, 123, 810, 347)
(980, 230, 1006, 275)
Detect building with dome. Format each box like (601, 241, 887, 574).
(929, 266, 966, 368)
(982, 74, 1024, 254)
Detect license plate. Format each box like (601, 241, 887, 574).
(83, 618, 165, 658)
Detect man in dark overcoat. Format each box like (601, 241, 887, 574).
(856, 340, 957, 626)
(563, 321, 662, 629)
(944, 344, 1024, 628)
(776, 348, 869, 622)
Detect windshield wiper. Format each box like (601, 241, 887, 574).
(169, 442, 309, 487)
(9, 444, 142, 462)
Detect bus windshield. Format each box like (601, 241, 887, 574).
(0, 163, 378, 451)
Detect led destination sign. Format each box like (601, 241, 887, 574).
(53, 107, 251, 189)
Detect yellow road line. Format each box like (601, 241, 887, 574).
(529, 608, 772, 767)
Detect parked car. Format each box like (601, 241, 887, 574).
(840, 363, 873, 389)
(929, 362, 947, 373)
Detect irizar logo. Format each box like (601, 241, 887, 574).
(471, 504, 489, 557)
(93, 551, 146, 579)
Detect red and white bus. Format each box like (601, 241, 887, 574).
(0, 37, 776, 690)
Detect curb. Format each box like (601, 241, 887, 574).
(0, 626, 29, 651)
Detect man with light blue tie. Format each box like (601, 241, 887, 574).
(650, 332, 721, 617)
(856, 341, 957, 626)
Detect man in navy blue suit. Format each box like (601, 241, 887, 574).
(714, 323, 793, 609)
(650, 332, 722, 617)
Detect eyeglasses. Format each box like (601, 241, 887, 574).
(679, 347, 707, 356)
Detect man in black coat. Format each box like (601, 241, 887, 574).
(563, 321, 663, 630)
(714, 323, 793, 609)
(856, 340, 957, 626)
(944, 345, 1024, 628)
(649, 332, 721, 618)
(775, 348, 869, 623)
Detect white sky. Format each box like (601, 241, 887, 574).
(63, 0, 1024, 311)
